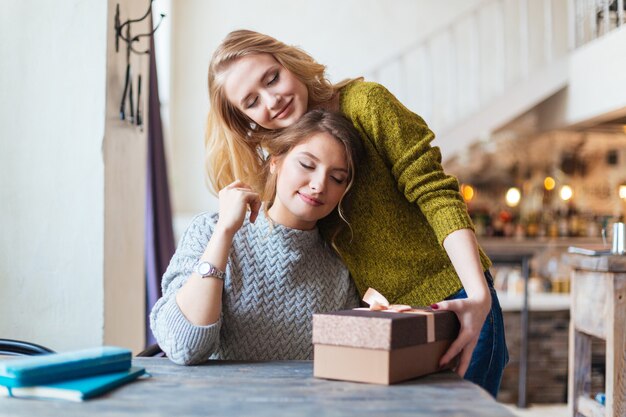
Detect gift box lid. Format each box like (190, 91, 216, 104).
(312, 308, 459, 350)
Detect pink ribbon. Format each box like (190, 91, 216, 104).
(362, 288, 413, 312)
(358, 288, 436, 343)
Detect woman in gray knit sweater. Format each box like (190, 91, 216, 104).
(150, 110, 362, 365)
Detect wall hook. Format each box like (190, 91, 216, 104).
(115, 0, 165, 55)
(127, 13, 166, 55)
(116, 0, 151, 53)
(114, 0, 166, 126)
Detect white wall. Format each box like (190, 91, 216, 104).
(165, 0, 484, 232)
(568, 25, 626, 125)
(0, 0, 148, 353)
(536, 25, 626, 132)
(0, 1, 107, 350)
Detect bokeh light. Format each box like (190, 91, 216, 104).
(560, 185, 573, 201)
(505, 187, 521, 207)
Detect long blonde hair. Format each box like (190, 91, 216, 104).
(262, 109, 364, 246)
(205, 29, 354, 194)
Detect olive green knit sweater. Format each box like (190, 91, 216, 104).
(330, 80, 492, 306)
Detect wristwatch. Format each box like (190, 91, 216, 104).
(195, 261, 226, 280)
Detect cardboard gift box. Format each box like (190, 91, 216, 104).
(312, 307, 460, 385)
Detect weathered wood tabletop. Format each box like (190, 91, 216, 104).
(0, 358, 515, 417)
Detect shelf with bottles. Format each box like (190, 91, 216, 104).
(470, 206, 619, 241)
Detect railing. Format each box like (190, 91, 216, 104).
(572, 0, 625, 47)
(363, 0, 624, 141)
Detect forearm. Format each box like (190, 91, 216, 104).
(150, 293, 221, 365)
(175, 226, 234, 326)
(437, 228, 492, 375)
(442, 228, 490, 303)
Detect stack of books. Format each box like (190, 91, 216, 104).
(0, 346, 146, 401)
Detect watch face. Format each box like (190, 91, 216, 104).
(198, 262, 211, 276)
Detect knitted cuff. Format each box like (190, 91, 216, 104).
(430, 202, 475, 245)
(155, 297, 221, 365)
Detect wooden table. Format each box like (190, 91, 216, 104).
(0, 358, 515, 417)
(567, 254, 626, 417)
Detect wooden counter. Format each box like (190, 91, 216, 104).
(566, 254, 626, 417)
(479, 237, 604, 253)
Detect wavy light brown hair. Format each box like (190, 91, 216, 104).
(263, 109, 363, 244)
(205, 29, 354, 194)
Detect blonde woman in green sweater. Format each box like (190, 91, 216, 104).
(204, 30, 508, 397)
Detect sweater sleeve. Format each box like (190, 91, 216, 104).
(149, 213, 222, 365)
(344, 82, 474, 245)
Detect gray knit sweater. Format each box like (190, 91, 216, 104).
(150, 211, 359, 365)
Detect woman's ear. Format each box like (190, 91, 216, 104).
(269, 158, 277, 174)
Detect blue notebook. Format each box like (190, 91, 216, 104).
(0, 346, 131, 388)
(1, 366, 146, 401)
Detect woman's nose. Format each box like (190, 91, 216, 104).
(264, 92, 282, 110)
(309, 176, 325, 193)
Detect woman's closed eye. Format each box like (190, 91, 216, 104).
(267, 71, 279, 85)
(299, 162, 347, 183)
(331, 176, 347, 184)
(245, 96, 258, 109)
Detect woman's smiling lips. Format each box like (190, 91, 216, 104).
(298, 192, 323, 206)
(273, 98, 294, 119)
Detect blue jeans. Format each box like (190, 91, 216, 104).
(445, 270, 509, 398)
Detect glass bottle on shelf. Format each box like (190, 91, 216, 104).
(526, 213, 538, 238)
(586, 215, 599, 238)
(547, 211, 559, 238)
(558, 210, 569, 237)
